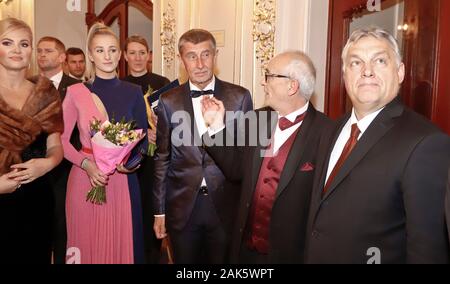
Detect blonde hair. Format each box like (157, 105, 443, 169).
(85, 22, 119, 81)
(0, 17, 33, 43)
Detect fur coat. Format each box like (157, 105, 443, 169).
(0, 76, 64, 175)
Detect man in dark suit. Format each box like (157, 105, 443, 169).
(201, 51, 332, 264)
(446, 169, 450, 242)
(37, 36, 80, 263)
(65, 47, 87, 82)
(153, 29, 253, 264)
(305, 27, 450, 264)
(37, 37, 80, 99)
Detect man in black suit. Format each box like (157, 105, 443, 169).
(305, 27, 450, 264)
(122, 35, 170, 264)
(201, 51, 332, 264)
(446, 169, 450, 242)
(153, 29, 253, 264)
(37, 37, 80, 99)
(65, 47, 87, 81)
(37, 36, 80, 263)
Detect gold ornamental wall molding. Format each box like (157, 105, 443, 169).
(253, 0, 276, 69)
(160, 2, 176, 68)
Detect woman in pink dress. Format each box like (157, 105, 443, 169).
(61, 23, 148, 264)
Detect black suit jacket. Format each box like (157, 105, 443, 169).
(204, 104, 333, 263)
(44, 73, 79, 263)
(305, 97, 450, 264)
(58, 73, 80, 100)
(153, 78, 253, 232)
(446, 169, 450, 243)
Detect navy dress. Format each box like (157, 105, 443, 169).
(88, 76, 148, 263)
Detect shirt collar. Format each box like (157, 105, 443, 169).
(49, 71, 63, 84)
(350, 107, 385, 134)
(68, 72, 83, 81)
(189, 76, 216, 92)
(278, 102, 309, 122)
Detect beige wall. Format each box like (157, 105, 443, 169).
(35, 0, 87, 52)
(307, 0, 329, 112)
(153, 0, 330, 110)
(34, 0, 152, 71)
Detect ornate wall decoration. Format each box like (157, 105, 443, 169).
(0, 0, 13, 5)
(160, 2, 176, 68)
(253, 0, 276, 69)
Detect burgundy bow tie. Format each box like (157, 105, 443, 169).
(190, 89, 214, 98)
(278, 112, 307, 131)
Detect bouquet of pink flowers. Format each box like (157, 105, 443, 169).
(87, 117, 145, 205)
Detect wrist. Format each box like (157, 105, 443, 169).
(81, 158, 90, 170)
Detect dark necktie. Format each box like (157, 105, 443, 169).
(278, 112, 307, 131)
(323, 123, 361, 195)
(190, 89, 214, 98)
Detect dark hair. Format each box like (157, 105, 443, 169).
(66, 47, 85, 60)
(38, 36, 66, 53)
(178, 29, 216, 54)
(124, 35, 149, 52)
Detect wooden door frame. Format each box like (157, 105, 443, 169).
(85, 0, 153, 77)
(434, 0, 450, 132)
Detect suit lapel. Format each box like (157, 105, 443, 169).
(321, 99, 404, 201)
(275, 105, 317, 198)
(180, 82, 200, 147)
(58, 74, 67, 99)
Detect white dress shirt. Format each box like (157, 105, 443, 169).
(190, 77, 216, 187)
(325, 107, 385, 183)
(272, 102, 309, 154)
(69, 72, 85, 82)
(49, 71, 63, 90)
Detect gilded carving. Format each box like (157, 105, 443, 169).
(253, 0, 276, 69)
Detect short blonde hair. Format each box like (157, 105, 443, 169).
(0, 17, 33, 43)
(85, 22, 119, 81)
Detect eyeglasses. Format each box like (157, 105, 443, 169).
(264, 71, 291, 82)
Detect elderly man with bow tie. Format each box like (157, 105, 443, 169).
(201, 50, 332, 264)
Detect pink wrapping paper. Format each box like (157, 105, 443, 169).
(90, 129, 144, 174)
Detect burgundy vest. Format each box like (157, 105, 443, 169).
(245, 126, 301, 254)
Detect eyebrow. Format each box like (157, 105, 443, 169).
(93, 46, 118, 49)
(348, 51, 389, 60)
(1, 38, 30, 42)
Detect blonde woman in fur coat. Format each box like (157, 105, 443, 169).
(0, 17, 64, 263)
